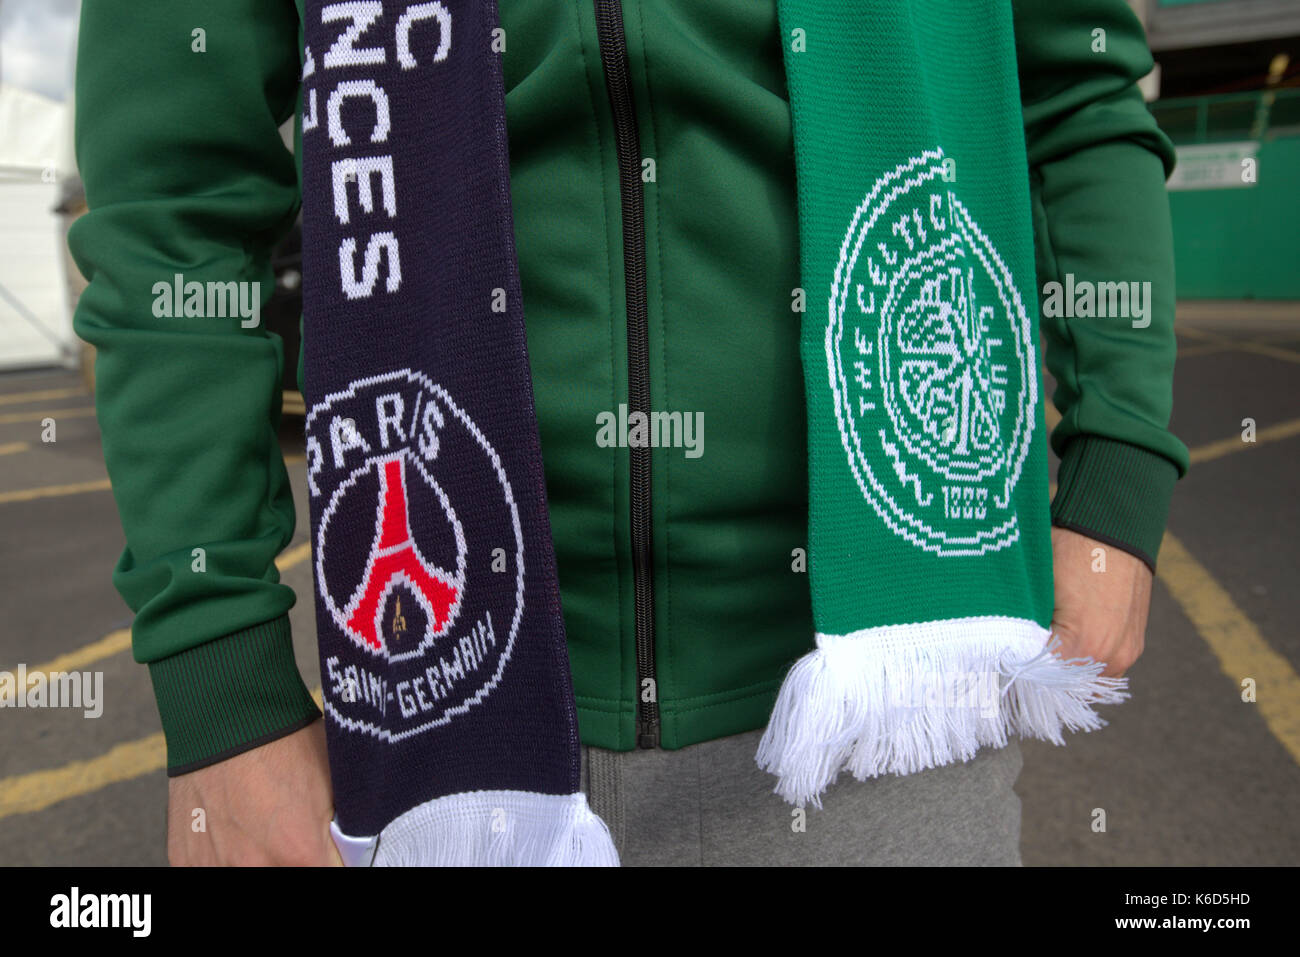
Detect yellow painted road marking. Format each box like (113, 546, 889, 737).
(6, 534, 1299, 818)
(1175, 326, 1224, 343)
(277, 541, 312, 571)
(1176, 303, 1298, 322)
(4, 542, 314, 679)
(282, 391, 306, 416)
(0, 455, 306, 505)
(0, 407, 96, 426)
(0, 387, 87, 407)
(0, 685, 325, 822)
(0, 478, 112, 505)
(5, 406, 1299, 820)
(1176, 342, 1235, 359)
(1044, 398, 1061, 431)
(26, 630, 132, 682)
(0, 442, 30, 456)
(1175, 325, 1300, 365)
(1158, 533, 1300, 766)
(0, 734, 167, 820)
(0, 548, 315, 822)
(1188, 417, 1300, 466)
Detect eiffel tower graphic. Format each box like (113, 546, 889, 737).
(391, 595, 407, 643)
(344, 455, 460, 652)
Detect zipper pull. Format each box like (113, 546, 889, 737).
(637, 719, 659, 749)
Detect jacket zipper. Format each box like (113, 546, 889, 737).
(593, 0, 658, 748)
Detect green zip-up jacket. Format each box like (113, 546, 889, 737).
(70, 0, 1188, 773)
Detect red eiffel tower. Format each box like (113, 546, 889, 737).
(345, 455, 460, 651)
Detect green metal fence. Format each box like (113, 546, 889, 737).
(1149, 87, 1300, 145)
(1147, 90, 1299, 299)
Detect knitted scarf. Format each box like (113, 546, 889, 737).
(755, 0, 1127, 805)
(300, 0, 1125, 866)
(300, 0, 615, 865)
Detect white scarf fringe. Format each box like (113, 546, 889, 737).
(332, 790, 619, 866)
(756, 616, 1128, 808)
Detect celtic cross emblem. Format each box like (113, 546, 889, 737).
(829, 148, 1037, 556)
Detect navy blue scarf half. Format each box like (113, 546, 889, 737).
(300, 0, 614, 865)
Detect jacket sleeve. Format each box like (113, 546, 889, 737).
(1012, 0, 1191, 570)
(68, 0, 319, 774)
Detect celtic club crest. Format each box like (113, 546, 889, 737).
(827, 148, 1037, 556)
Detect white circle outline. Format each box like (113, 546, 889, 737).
(826, 148, 1037, 556)
(305, 368, 526, 742)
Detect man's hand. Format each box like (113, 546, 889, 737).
(1049, 526, 1153, 678)
(166, 719, 343, 866)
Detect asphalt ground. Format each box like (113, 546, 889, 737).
(0, 303, 1297, 866)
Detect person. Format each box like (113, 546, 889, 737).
(69, 0, 1187, 866)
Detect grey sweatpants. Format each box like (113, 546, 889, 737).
(580, 729, 1023, 866)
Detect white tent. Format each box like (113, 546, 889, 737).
(0, 82, 78, 370)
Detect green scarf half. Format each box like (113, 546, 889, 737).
(760, 0, 1126, 807)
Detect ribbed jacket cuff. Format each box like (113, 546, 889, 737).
(148, 615, 321, 776)
(1051, 435, 1180, 571)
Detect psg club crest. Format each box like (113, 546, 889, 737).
(828, 147, 1038, 557)
(305, 369, 523, 741)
